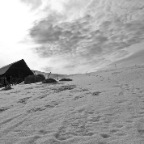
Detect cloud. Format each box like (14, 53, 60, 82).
(21, 0, 42, 10)
(27, 0, 144, 74)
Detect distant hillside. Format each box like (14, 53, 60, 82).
(32, 70, 68, 80)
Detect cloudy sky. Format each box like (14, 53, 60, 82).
(0, 0, 144, 74)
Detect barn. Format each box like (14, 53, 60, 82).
(0, 59, 34, 85)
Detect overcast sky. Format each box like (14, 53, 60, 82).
(0, 0, 144, 74)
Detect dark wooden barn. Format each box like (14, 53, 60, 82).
(0, 59, 34, 85)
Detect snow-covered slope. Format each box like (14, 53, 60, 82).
(0, 65, 144, 144)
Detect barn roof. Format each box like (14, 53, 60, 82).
(0, 59, 33, 77)
(0, 62, 17, 75)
